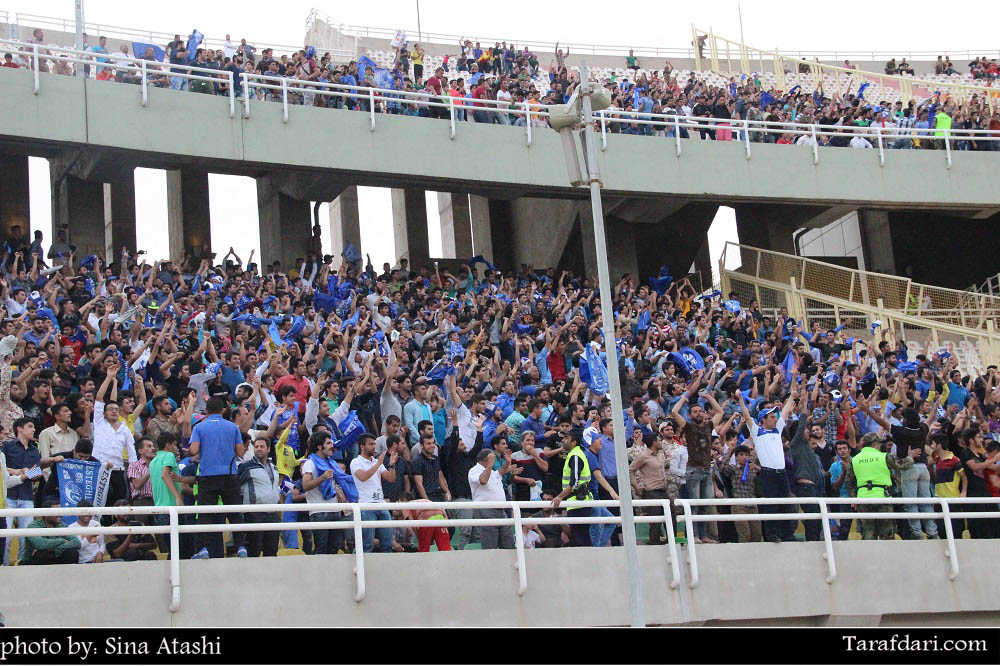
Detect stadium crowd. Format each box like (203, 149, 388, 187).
(0, 222, 998, 565)
(6, 27, 1000, 150)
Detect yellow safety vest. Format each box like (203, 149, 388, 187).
(852, 447, 892, 498)
(561, 446, 593, 507)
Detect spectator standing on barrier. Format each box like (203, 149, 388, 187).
(189, 396, 247, 559)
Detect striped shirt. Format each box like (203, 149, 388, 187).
(127, 457, 153, 500)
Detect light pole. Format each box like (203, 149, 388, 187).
(74, 0, 85, 51)
(416, 0, 423, 43)
(551, 64, 645, 628)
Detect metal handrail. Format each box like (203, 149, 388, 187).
(0, 498, 681, 612)
(673, 496, 994, 589)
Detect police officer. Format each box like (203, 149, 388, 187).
(847, 430, 912, 540)
(551, 430, 592, 547)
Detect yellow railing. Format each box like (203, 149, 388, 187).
(721, 242, 1000, 330)
(692, 26, 1000, 111)
(719, 244, 1000, 374)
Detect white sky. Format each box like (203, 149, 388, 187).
(16, 0, 998, 276)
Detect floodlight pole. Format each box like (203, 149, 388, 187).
(577, 63, 646, 628)
(74, 0, 85, 51)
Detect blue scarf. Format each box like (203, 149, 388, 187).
(308, 453, 358, 502)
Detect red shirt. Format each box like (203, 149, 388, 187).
(2, 61, 19, 69)
(274, 374, 311, 414)
(470, 84, 487, 107)
(547, 350, 567, 382)
(424, 76, 443, 96)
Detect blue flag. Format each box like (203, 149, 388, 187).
(282, 315, 306, 345)
(857, 82, 871, 100)
(131, 41, 165, 62)
(649, 266, 673, 295)
(339, 309, 360, 332)
(186, 30, 204, 62)
(781, 349, 797, 381)
(469, 255, 497, 272)
(334, 411, 365, 453)
(583, 343, 609, 396)
(342, 241, 362, 265)
(426, 358, 455, 385)
(312, 289, 340, 314)
(56, 459, 112, 525)
(356, 55, 395, 90)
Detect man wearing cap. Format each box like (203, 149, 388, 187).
(846, 424, 912, 540)
(738, 382, 796, 543)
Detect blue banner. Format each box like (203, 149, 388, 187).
(56, 459, 111, 525)
(131, 41, 165, 62)
(584, 343, 610, 396)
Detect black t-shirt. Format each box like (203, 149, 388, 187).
(890, 423, 928, 464)
(958, 447, 990, 497)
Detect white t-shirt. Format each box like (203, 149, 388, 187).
(350, 455, 387, 503)
(749, 415, 787, 470)
(468, 462, 505, 502)
(300, 458, 336, 514)
(524, 529, 541, 549)
(77, 519, 105, 563)
(850, 136, 873, 149)
(456, 404, 477, 451)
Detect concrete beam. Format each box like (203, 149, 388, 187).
(329, 186, 361, 266)
(469, 195, 494, 263)
(0, 154, 30, 249)
(166, 169, 212, 265)
(256, 174, 311, 271)
(390, 187, 429, 270)
(103, 177, 137, 263)
(275, 172, 349, 202)
(610, 197, 687, 224)
(438, 192, 473, 259)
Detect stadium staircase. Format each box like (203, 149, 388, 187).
(719, 243, 1000, 374)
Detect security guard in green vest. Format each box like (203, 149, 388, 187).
(551, 431, 593, 547)
(847, 431, 912, 540)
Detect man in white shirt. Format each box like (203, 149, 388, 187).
(738, 385, 796, 543)
(301, 432, 346, 555)
(467, 449, 514, 549)
(350, 433, 398, 553)
(93, 362, 137, 511)
(223, 35, 236, 60)
(849, 130, 874, 149)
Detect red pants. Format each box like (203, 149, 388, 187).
(417, 525, 451, 552)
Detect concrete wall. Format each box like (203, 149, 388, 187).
(3, 69, 1000, 211)
(0, 540, 996, 627)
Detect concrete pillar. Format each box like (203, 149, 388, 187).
(390, 187, 429, 269)
(437, 192, 473, 259)
(50, 163, 105, 262)
(0, 155, 30, 249)
(103, 177, 137, 264)
(858, 209, 895, 274)
(167, 169, 212, 265)
(579, 205, 638, 283)
(488, 199, 513, 272)
(256, 175, 311, 272)
(469, 195, 494, 262)
(329, 186, 361, 265)
(693, 233, 713, 290)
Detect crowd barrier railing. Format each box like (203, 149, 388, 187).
(3, 495, 994, 614)
(720, 242, 1000, 331)
(693, 26, 1000, 112)
(5, 36, 1000, 170)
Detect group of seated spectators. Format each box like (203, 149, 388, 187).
(7, 27, 999, 150)
(0, 220, 998, 565)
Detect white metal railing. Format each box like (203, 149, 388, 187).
(6, 35, 1000, 170)
(4, 495, 995, 611)
(9, 12, 309, 61)
(0, 38, 236, 118)
(0, 499, 680, 611)
(674, 496, 1000, 589)
(304, 12, 1000, 64)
